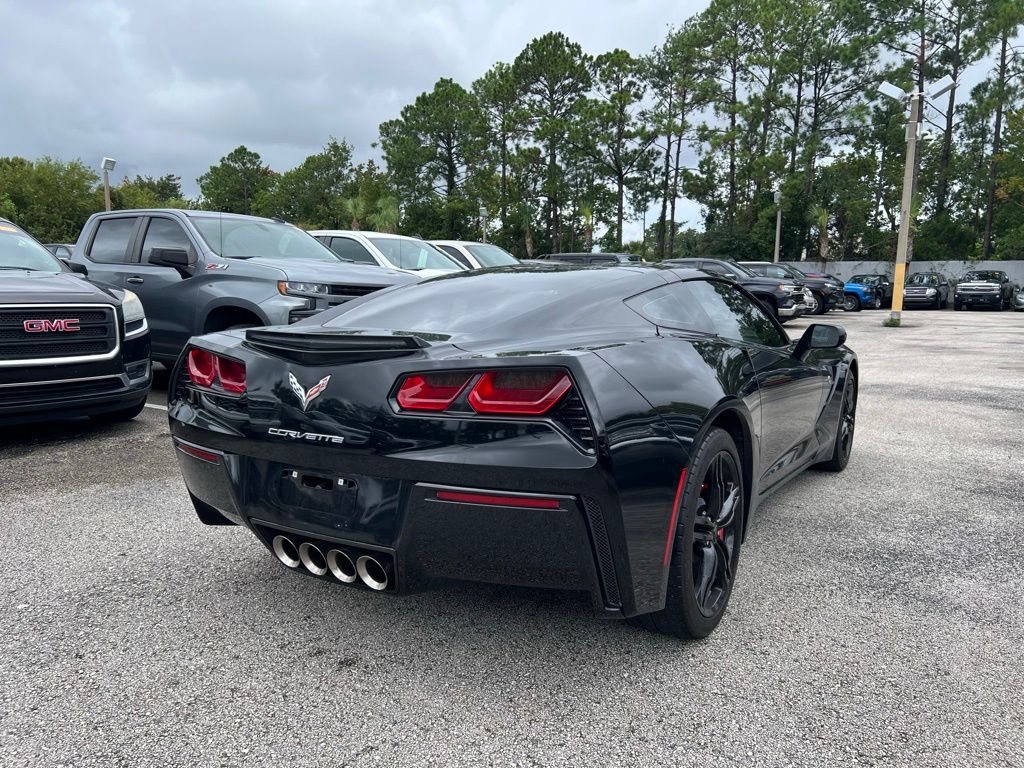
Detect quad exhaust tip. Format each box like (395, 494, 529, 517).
(272, 535, 301, 569)
(326, 549, 358, 584)
(356, 555, 389, 591)
(298, 542, 328, 577)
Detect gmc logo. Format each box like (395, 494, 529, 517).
(23, 318, 81, 333)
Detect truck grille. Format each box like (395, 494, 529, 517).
(0, 306, 118, 362)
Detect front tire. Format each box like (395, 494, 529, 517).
(843, 293, 861, 312)
(870, 295, 882, 309)
(632, 428, 744, 639)
(811, 291, 827, 315)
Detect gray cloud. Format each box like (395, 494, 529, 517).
(0, 0, 706, 198)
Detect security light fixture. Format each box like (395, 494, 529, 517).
(879, 82, 908, 102)
(101, 157, 117, 172)
(928, 75, 955, 100)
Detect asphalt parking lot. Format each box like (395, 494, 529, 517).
(1, 308, 1022, 767)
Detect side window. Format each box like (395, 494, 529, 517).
(700, 262, 730, 276)
(328, 237, 377, 265)
(683, 280, 787, 347)
(87, 218, 137, 263)
(437, 245, 472, 268)
(765, 265, 787, 279)
(625, 284, 715, 334)
(141, 218, 192, 262)
(590, 256, 617, 265)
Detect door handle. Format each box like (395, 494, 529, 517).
(126, 276, 144, 284)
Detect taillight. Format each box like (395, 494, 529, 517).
(187, 348, 216, 388)
(396, 372, 472, 410)
(185, 348, 247, 394)
(469, 370, 571, 415)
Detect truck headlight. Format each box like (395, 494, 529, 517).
(122, 289, 147, 338)
(278, 281, 329, 296)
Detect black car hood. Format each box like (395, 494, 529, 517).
(0, 271, 121, 305)
(739, 275, 794, 289)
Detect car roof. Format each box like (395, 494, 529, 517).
(309, 230, 425, 241)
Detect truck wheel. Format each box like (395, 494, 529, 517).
(954, 301, 962, 311)
(843, 294, 861, 312)
(870, 296, 882, 309)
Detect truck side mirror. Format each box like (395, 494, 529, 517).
(61, 258, 88, 275)
(150, 247, 195, 273)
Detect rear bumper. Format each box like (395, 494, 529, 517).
(170, 427, 622, 615)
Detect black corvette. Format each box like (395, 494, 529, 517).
(168, 265, 858, 638)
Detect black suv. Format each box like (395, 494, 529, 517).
(738, 261, 838, 314)
(954, 270, 1014, 311)
(663, 258, 806, 321)
(0, 219, 151, 425)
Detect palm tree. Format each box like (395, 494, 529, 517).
(368, 196, 400, 234)
(810, 204, 830, 267)
(341, 196, 366, 230)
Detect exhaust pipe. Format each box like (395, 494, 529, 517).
(298, 542, 328, 577)
(271, 535, 301, 569)
(356, 555, 389, 591)
(326, 549, 358, 583)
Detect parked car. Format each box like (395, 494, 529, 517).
(843, 274, 893, 311)
(309, 230, 465, 277)
(794, 267, 845, 290)
(168, 264, 857, 639)
(430, 240, 519, 269)
(534, 252, 643, 265)
(954, 270, 1013, 311)
(738, 261, 839, 315)
(902, 271, 950, 309)
(1015, 287, 1024, 312)
(44, 243, 74, 259)
(662, 257, 807, 321)
(0, 218, 151, 425)
(70, 210, 418, 365)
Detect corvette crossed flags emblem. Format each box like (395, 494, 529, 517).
(288, 372, 331, 411)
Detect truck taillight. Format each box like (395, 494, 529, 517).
(186, 348, 247, 394)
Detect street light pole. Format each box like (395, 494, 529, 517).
(772, 190, 782, 263)
(101, 157, 116, 213)
(890, 92, 922, 324)
(480, 205, 488, 243)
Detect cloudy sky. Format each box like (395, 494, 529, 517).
(1, 0, 710, 235)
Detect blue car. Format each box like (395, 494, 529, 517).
(842, 274, 891, 311)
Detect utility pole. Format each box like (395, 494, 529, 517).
(890, 91, 922, 324)
(480, 205, 488, 243)
(772, 190, 782, 263)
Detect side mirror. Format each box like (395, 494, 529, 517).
(150, 247, 194, 272)
(794, 323, 846, 358)
(61, 258, 88, 275)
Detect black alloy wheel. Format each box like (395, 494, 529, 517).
(870, 295, 882, 309)
(691, 451, 742, 618)
(816, 372, 857, 472)
(632, 427, 744, 639)
(843, 293, 861, 312)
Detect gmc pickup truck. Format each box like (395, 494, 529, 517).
(1, 218, 151, 425)
(70, 210, 418, 364)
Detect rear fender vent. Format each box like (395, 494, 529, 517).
(244, 329, 429, 365)
(551, 389, 596, 452)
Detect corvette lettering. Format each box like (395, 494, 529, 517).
(24, 318, 80, 333)
(267, 427, 344, 445)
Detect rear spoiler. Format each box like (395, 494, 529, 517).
(244, 328, 429, 365)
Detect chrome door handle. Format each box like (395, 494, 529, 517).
(126, 276, 144, 284)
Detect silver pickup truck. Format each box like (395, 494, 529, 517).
(70, 209, 417, 364)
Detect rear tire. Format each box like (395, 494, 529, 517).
(91, 400, 146, 424)
(629, 428, 744, 639)
(843, 293, 861, 312)
(815, 372, 857, 472)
